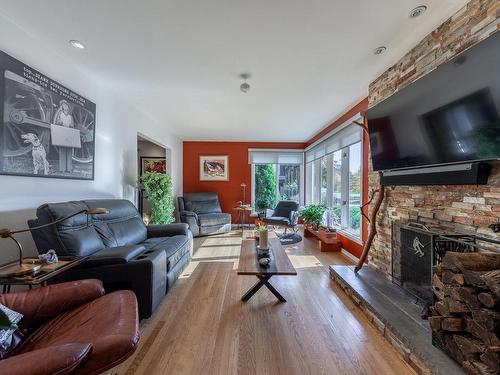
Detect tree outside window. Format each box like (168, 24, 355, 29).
(254, 164, 277, 211)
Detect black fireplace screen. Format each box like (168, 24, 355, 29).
(400, 227, 434, 301)
(396, 226, 476, 303)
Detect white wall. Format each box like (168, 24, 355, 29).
(0, 14, 183, 265)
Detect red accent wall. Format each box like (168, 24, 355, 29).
(183, 141, 306, 223)
(305, 98, 369, 259)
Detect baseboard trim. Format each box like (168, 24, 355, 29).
(341, 249, 359, 263)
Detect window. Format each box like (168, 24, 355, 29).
(278, 164, 300, 202)
(330, 150, 342, 226)
(254, 164, 277, 210)
(305, 121, 363, 239)
(253, 164, 302, 211)
(249, 149, 304, 212)
(347, 142, 362, 236)
(320, 156, 328, 205)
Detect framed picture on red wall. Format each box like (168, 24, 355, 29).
(199, 155, 229, 181)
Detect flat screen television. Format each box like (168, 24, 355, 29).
(367, 31, 500, 172)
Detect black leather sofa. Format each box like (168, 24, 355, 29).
(28, 199, 193, 320)
(178, 192, 231, 237)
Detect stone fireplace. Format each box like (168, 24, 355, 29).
(328, 2, 500, 374)
(366, 0, 500, 280)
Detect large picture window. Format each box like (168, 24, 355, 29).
(305, 121, 363, 239)
(249, 149, 304, 212)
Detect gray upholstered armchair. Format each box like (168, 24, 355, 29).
(261, 201, 300, 233)
(177, 192, 231, 237)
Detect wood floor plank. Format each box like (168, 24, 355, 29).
(105, 230, 414, 375)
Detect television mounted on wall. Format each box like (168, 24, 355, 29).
(367, 31, 500, 173)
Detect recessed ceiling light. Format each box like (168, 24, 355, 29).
(409, 5, 427, 19)
(69, 40, 86, 49)
(373, 46, 387, 55)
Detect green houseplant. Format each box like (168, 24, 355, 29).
(300, 204, 327, 230)
(139, 172, 175, 224)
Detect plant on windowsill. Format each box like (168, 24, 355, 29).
(299, 204, 327, 231)
(139, 172, 175, 224)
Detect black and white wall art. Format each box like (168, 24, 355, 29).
(0, 50, 96, 180)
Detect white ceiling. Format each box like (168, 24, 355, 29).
(0, 0, 468, 142)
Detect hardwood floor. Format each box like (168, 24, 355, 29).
(105, 230, 414, 375)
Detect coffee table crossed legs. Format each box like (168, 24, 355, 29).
(241, 274, 286, 302)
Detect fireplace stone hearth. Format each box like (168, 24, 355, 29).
(330, 265, 462, 375)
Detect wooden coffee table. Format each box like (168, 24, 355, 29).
(237, 233, 297, 302)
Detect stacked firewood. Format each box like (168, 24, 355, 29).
(429, 252, 500, 375)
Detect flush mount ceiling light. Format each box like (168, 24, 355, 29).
(373, 46, 387, 55)
(239, 73, 251, 93)
(409, 5, 427, 19)
(69, 40, 86, 49)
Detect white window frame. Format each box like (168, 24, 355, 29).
(304, 116, 364, 241)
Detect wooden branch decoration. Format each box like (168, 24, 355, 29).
(351, 118, 386, 273)
(355, 171, 385, 273)
(360, 189, 377, 222)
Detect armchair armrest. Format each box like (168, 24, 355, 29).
(180, 210, 198, 219)
(0, 279, 104, 330)
(147, 223, 190, 238)
(0, 343, 92, 375)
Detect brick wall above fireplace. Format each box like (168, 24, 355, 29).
(367, 0, 500, 278)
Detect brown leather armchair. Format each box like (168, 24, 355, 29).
(0, 279, 140, 375)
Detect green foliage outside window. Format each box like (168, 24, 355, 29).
(140, 172, 175, 224)
(254, 164, 277, 210)
(331, 206, 361, 230)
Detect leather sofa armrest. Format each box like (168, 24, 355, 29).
(0, 279, 104, 329)
(180, 210, 198, 219)
(147, 223, 189, 238)
(84, 245, 146, 267)
(0, 343, 92, 375)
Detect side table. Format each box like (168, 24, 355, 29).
(234, 206, 253, 234)
(0, 256, 88, 293)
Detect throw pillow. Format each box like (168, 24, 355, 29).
(0, 303, 24, 359)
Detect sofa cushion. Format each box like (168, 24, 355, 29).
(16, 291, 139, 375)
(142, 235, 191, 272)
(185, 200, 221, 214)
(198, 213, 231, 227)
(84, 245, 146, 267)
(263, 216, 290, 226)
(93, 217, 147, 247)
(59, 226, 106, 257)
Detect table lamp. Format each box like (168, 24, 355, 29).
(0, 207, 109, 277)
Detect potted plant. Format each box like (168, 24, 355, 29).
(300, 204, 327, 231)
(139, 172, 175, 224)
